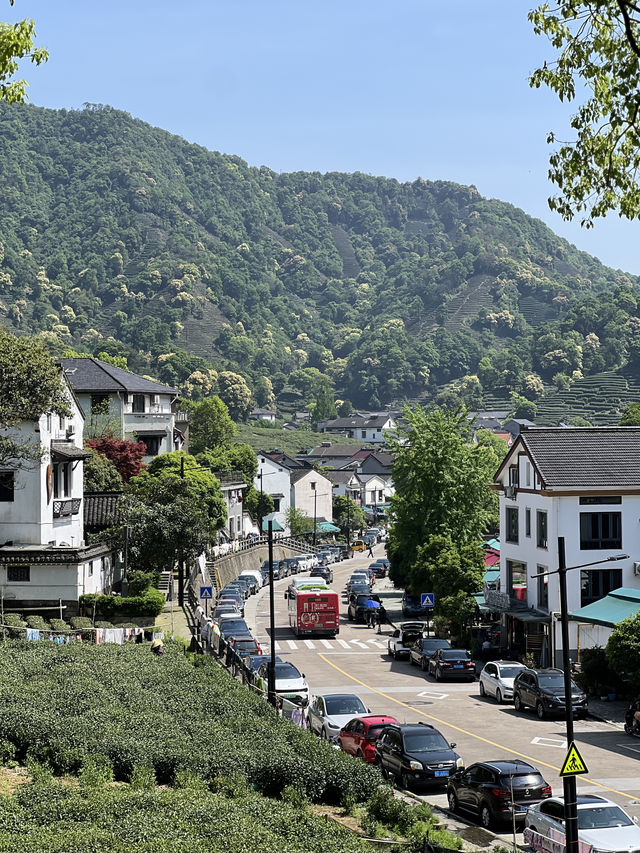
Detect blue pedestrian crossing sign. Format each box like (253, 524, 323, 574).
(421, 592, 435, 608)
(200, 586, 213, 600)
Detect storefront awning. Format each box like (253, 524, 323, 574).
(317, 521, 340, 533)
(262, 513, 284, 532)
(569, 587, 640, 628)
(483, 569, 500, 585)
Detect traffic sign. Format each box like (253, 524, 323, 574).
(200, 586, 213, 600)
(421, 592, 435, 607)
(559, 741, 588, 777)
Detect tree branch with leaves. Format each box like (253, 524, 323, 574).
(0, 1, 48, 103)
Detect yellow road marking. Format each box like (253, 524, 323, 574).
(318, 653, 637, 802)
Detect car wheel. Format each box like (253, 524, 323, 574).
(399, 771, 410, 791)
(514, 693, 523, 712)
(536, 701, 546, 720)
(480, 803, 493, 829)
(447, 790, 458, 813)
(420, 659, 427, 671)
(479, 681, 485, 697)
(496, 688, 503, 704)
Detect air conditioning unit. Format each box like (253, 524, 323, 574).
(633, 562, 640, 577)
(504, 485, 517, 499)
(65, 425, 75, 438)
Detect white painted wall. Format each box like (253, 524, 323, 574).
(0, 551, 114, 605)
(292, 470, 333, 523)
(255, 456, 291, 533)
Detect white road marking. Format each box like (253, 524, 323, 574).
(417, 690, 448, 700)
(287, 640, 298, 650)
(337, 639, 350, 648)
(531, 736, 567, 749)
(367, 639, 386, 648)
(304, 640, 316, 649)
(320, 639, 333, 648)
(616, 742, 640, 755)
(351, 639, 369, 649)
(274, 641, 281, 651)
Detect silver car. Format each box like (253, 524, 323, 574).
(525, 794, 640, 852)
(308, 693, 370, 740)
(479, 660, 527, 704)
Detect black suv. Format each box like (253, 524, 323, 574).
(513, 668, 588, 719)
(447, 760, 552, 829)
(374, 723, 462, 790)
(282, 557, 301, 575)
(409, 638, 451, 671)
(310, 565, 333, 584)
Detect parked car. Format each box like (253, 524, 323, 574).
(337, 544, 354, 560)
(213, 618, 249, 656)
(525, 795, 640, 851)
(223, 581, 249, 600)
(338, 715, 399, 762)
(375, 722, 463, 790)
(282, 557, 301, 575)
(218, 594, 244, 617)
(240, 653, 280, 686)
(387, 622, 426, 660)
(310, 565, 333, 584)
(308, 693, 370, 740)
(478, 660, 527, 704)
(234, 575, 257, 595)
(428, 648, 475, 682)
(348, 592, 383, 623)
(240, 568, 263, 589)
(255, 660, 309, 704)
(402, 592, 432, 618)
(513, 668, 588, 719)
(213, 603, 240, 620)
(317, 549, 337, 565)
(448, 760, 551, 829)
(369, 561, 387, 579)
(225, 634, 261, 668)
(409, 638, 452, 670)
(346, 572, 371, 593)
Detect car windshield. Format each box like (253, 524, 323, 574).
(422, 640, 448, 650)
(275, 663, 301, 679)
(578, 806, 633, 829)
(538, 673, 572, 688)
(498, 666, 525, 678)
(442, 650, 468, 659)
(403, 731, 450, 753)
(356, 595, 376, 605)
(500, 773, 543, 786)
(325, 696, 367, 715)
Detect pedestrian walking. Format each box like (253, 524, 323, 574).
(367, 542, 374, 558)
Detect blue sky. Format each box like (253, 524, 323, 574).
(8, 0, 640, 274)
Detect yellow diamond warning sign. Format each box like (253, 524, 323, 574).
(559, 741, 588, 777)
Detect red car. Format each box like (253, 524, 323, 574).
(337, 715, 399, 762)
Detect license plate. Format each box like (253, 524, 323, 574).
(435, 770, 449, 777)
(453, 664, 463, 669)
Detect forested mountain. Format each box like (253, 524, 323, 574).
(1, 101, 638, 420)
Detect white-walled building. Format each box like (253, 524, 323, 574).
(0, 369, 115, 614)
(255, 453, 293, 534)
(290, 469, 333, 528)
(318, 413, 396, 444)
(493, 427, 640, 665)
(60, 357, 188, 462)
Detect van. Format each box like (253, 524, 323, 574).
(352, 539, 366, 552)
(240, 569, 263, 589)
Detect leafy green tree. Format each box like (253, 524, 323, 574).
(83, 448, 122, 492)
(510, 392, 537, 422)
(529, 1, 640, 223)
(243, 486, 274, 525)
(0, 329, 70, 467)
(475, 429, 509, 461)
(619, 402, 640, 425)
(311, 379, 337, 425)
(286, 506, 312, 537)
(217, 371, 252, 422)
(386, 406, 498, 587)
(332, 494, 365, 538)
(606, 612, 640, 690)
(0, 6, 48, 103)
(189, 396, 236, 454)
(197, 442, 258, 485)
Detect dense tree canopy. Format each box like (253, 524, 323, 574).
(189, 396, 236, 455)
(530, 1, 640, 224)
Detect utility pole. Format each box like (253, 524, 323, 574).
(558, 537, 578, 853)
(267, 520, 277, 709)
(178, 454, 185, 607)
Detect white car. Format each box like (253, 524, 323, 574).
(240, 569, 263, 589)
(478, 660, 527, 703)
(307, 693, 370, 740)
(256, 660, 309, 704)
(525, 795, 640, 852)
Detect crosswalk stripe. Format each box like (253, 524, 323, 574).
(368, 639, 385, 648)
(287, 640, 298, 650)
(351, 640, 369, 649)
(320, 639, 333, 648)
(304, 640, 316, 649)
(337, 639, 350, 648)
(274, 641, 281, 651)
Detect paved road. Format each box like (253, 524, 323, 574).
(245, 544, 640, 844)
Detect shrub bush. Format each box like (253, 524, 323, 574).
(80, 588, 165, 619)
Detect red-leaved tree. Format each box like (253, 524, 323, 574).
(86, 436, 147, 483)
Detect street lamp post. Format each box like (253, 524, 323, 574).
(533, 538, 628, 853)
(267, 519, 277, 709)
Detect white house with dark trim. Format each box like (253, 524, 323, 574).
(0, 369, 115, 615)
(318, 413, 396, 444)
(60, 358, 188, 461)
(493, 427, 640, 666)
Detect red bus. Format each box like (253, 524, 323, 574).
(286, 584, 340, 637)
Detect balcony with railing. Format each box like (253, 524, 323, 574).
(53, 498, 82, 518)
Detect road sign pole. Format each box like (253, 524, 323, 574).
(205, 598, 208, 619)
(558, 537, 579, 853)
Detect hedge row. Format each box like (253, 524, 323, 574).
(0, 641, 380, 804)
(0, 779, 373, 853)
(79, 587, 164, 618)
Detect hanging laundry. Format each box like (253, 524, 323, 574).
(25, 628, 40, 641)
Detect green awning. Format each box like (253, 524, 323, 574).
(472, 592, 492, 613)
(569, 587, 640, 628)
(483, 569, 500, 584)
(262, 514, 284, 532)
(317, 521, 340, 533)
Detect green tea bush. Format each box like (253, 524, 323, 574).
(49, 619, 70, 632)
(70, 617, 93, 630)
(0, 642, 379, 805)
(25, 616, 50, 631)
(79, 588, 164, 619)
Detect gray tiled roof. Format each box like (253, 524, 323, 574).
(519, 427, 640, 488)
(84, 492, 122, 532)
(60, 358, 177, 395)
